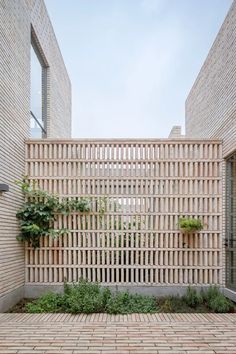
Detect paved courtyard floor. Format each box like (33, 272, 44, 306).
(0, 313, 236, 354)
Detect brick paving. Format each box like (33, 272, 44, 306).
(0, 313, 236, 354)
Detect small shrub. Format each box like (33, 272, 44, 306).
(26, 292, 64, 313)
(184, 286, 203, 308)
(208, 294, 233, 313)
(203, 285, 221, 302)
(106, 291, 157, 314)
(178, 217, 203, 233)
(203, 286, 234, 313)
(63, 279, 112, 314)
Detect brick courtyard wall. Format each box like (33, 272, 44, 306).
(25, 139, 223, 290)
(0, 0, 71, 310)
(30, 0, 71, 137)
(185, 0, 236, 158)
(185, 0, 236, 291)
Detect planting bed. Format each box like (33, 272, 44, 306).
(7, 280, 236, 315)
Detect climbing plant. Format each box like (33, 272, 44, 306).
(16, 177, 91, 248)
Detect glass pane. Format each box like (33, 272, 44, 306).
(226, 250, 236, 290)
(30, 114, 43, 138)
(30, 45, 43, 126)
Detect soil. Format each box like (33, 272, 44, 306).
(156, 297, 212, 313)
(7, 299, 33, 313)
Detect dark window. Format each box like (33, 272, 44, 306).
(30, 40, 47, 138)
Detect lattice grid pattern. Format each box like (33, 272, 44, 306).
(25, 140, 222, 286)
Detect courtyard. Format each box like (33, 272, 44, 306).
(1, 0, 236, 353)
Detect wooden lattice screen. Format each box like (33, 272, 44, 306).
(25, 139, 223, 286)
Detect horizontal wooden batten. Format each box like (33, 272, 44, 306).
(25, 138, 222, 143)
(25, 140, 223, 286)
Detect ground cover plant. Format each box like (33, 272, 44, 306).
(8, 280, 235, 314)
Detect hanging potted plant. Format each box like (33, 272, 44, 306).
(178, 217, 203, 234)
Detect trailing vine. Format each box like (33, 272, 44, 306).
(16, 178, 145, 252)
(16, 177, 91, 248)
(97, 196, 109, 226)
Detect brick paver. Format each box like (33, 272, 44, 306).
(0, 313, 236, 353)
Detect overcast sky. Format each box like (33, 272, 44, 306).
(45, 0, 232, 138)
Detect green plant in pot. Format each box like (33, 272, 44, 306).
(178, 217, 203, 234)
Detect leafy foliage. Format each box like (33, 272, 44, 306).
(202, 285, 220, 302)
(19, 281, 236, 314)
(25, 279, 156, 314)
(63, 280, 112, 314)
(178, 217, 203, 233)
(105, 291, 156, 314)
(204, 286, 234, 313)
(208, 295, 232, 313)
(184, 286, 203, 308)
(16, 177, 91, 248)
(26, 292, 64, 313)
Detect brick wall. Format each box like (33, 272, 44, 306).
(0, 0, 71, 310)
(29, 0, 71, 137)
(185, 0, 236, 158)
(185, 0, 236, 290)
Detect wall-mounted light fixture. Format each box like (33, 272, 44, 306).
(0, 184, 9, 193)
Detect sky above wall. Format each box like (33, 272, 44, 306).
(45, 0, 232, 138)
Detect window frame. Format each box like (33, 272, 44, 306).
(30, 26, 49, 138)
